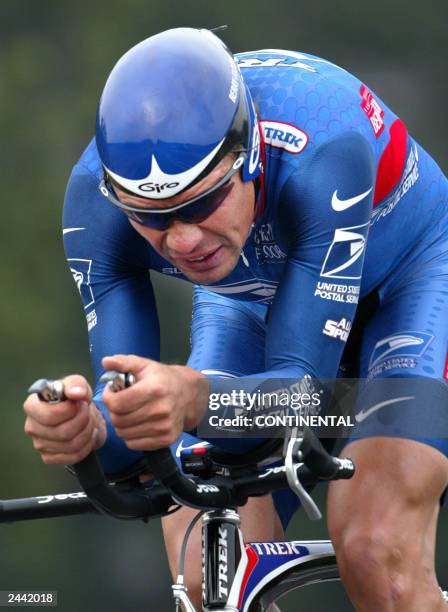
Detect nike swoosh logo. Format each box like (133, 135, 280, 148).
(331, 187, 372, 212)
(175, 440, 210, 458)
(63, 227, 86, 235)
(355, 396, 414, 424)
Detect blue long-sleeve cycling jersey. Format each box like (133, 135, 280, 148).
(63, 50, 448, 474)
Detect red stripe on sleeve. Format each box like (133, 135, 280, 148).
(373, 119, 408, 206)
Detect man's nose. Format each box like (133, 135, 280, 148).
(165, 220, 204, 254)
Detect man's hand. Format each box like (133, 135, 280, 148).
(102, 355, 209, 451)
(24, 375, 107, 465)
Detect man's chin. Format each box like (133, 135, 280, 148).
(182, 268, 229, 285)
(180, 256, 239, 285)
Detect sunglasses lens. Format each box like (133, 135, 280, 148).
(126, 181, 234, 229)
(127, 210, 171, 230)
(177, 182, 234, 224)
(101, 160, 238, 230)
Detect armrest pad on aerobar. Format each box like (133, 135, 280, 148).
(143, 449, 236, 509)
(72, 453, 108, 490)
(72, 453, 157, 518)
(143, 449, 180, 483)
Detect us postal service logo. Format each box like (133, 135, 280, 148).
(67, 258, 94, 309)
(369, 332, 434, 369)
(261, 120, 308, 154)
(320, 222, 369, 280)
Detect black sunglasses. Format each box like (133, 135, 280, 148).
(98, 154, 245, 230)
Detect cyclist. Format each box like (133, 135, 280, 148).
(24, 28, 448, 610)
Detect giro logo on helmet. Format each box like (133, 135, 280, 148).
(139, 182, 180, 194)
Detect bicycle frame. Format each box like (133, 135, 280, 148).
(0, 492, 339, 612)
(175, 508, 339, 612)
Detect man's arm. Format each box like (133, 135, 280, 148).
(62, 160, 161, 472)
(266, 132, 375, 378)
(205, 133, 375, 415)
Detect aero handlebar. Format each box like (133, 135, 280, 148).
(27, 375, 355, 521)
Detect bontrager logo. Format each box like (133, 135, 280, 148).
(331, 187, 372, 212)
(139, 181, 180, 193)
(261, 121, 308, 154)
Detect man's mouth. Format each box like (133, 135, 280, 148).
(174, 246, 224, 271)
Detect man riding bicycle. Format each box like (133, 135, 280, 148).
(24, 27, 448, 610)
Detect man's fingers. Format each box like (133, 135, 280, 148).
(24, 397, 85, 426)
(63, 375, 92, 402)
(102, 354, 154, 376)
(32, 423, 94, 455)
(115, 419, 173, 442)
(103, 379, 164, 415)
(24, 405, 91, 441)
(39, 433, 97, 466)
(125, 435, 177, 452)
(109, 404, 165, 429)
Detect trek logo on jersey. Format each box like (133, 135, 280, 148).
(368, 332, 434, 369)
(320, 222, 369, 280)
(360, 85, 385, 137)
(261, 121, 308, 154)
(237, 50, 334, 73)
(68, 258, 94, 309)
(323, 317, 352, 342)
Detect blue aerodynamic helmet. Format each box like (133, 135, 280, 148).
(96, 27, 261, 200)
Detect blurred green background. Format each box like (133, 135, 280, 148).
(1, 1, 447, 610)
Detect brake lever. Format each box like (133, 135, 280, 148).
(284, 431, 322, 521)
(28, 379, 66, 404)
(99, 371, 135, 392)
